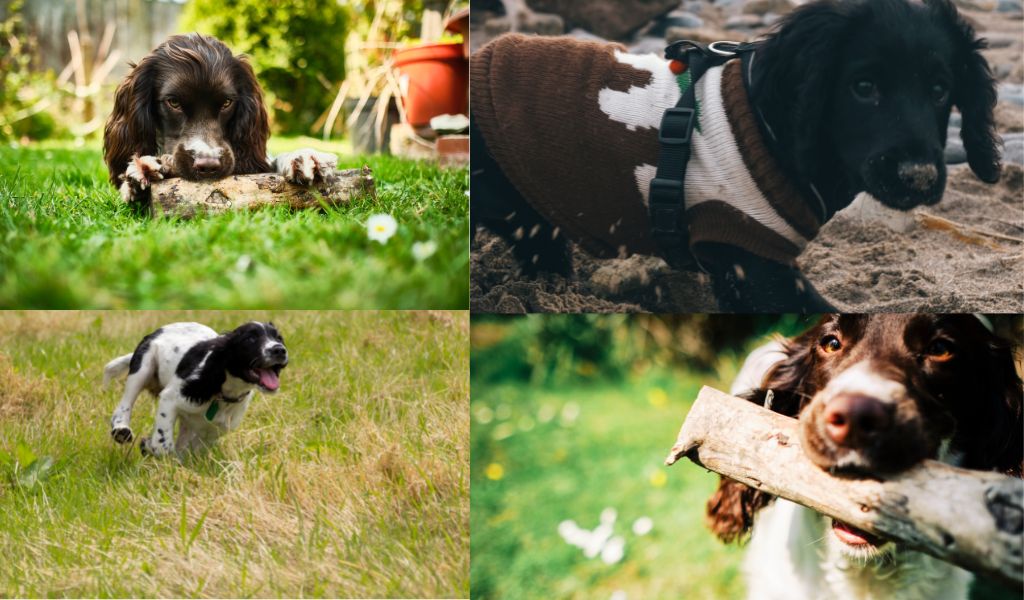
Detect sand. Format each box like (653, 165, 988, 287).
(470, 7, 1024, 313)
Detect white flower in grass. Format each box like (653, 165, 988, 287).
(412, 240, 437, 261)
(367, 214, 397, 243)
(601, 536, 625, 564)
(632, 516, 653, 536)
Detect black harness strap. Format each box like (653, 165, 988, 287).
(650, 40, 758, 268)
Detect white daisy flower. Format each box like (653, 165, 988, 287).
(367, 214, 397, 244)
(412, 240, 437, 261)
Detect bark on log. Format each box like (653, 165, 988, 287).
(149, 167, 376, 218)
(665, 386, 1024, 588)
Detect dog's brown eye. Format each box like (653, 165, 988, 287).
(852, 80, 878, 101)
(221, 99, 233, 110)
(166, 98, 181, 110)
(925, 339, 955, 362)
(819, 335, 842, 354)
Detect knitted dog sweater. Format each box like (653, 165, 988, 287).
(471, 34, 822, 266)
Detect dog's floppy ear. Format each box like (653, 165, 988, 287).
(706, 327, 820, 542)
(103, 56, 160, 186)
(229, 56, 272, 174)
(754, 0, 851, 180)
(926, 0, 1001, 183)
(975, 331, 1022, 476)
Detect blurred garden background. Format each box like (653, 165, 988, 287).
(469, 314, 1022, 600)
(0, 0, 469, 308)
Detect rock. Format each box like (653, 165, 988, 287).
(527, 0, 679, 40)
(985, 34, 1017, 48)
(590, 255, 668, 297)
(953, 0, 997, 9)
(993, 63, 1013, 80)
(1002, 134, 1024, 166)
(725, 14, 764, 29)
(644, 9, 705, 37)
(763, 12, 784, 26)
(944, 134, 967, 165)
(629, 35, 669, 55)
(996, 0, 1023, 12)
(483, 10, 566, 36)
(998, 82, 1024, 107)
(666, 26, 733, 45)
(567, 27, 608, 42)
(742, 0, 796, 15)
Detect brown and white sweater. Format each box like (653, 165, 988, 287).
(471, 34, 822, 266)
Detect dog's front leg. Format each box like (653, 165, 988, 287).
(702, 244, 837, 312)
(139, 392, 178, 457)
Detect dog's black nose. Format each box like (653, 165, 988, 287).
(896, 161, 938, 191)
(193, 157, 221, 176)
(268, 345, 287, 361)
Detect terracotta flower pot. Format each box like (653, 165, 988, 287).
(393, 42, 468, 127)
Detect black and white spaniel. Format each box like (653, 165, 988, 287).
(104, 321, 288, 456)
(708, 314, 1022, 600)
(103, 33, 336, 204)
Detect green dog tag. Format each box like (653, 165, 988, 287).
(205, 400, 220, 421)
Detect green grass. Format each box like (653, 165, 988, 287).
(0, 138, 468, 308)
(470, 350, 749, 599)
(0, 310, 469, 598)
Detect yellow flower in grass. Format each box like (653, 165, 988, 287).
(649, 470, 667, 488)
(367, 214, 397, 243)
(485, 463, 505, 480)
(648, 387, 668, 408)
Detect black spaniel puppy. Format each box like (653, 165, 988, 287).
(104, 33, 337, 204)
(470, 0, 1000, 312)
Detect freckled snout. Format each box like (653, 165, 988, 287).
(266, 343, 288, 365)
(896, 161, 939, 192)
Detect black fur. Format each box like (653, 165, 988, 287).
(472, 0, 1000, 313)
(128, 327, 163, 374)
(177, 322, 287, 403)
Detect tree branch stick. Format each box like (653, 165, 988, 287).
(665, 386, 1023, 588)
(150, 167, 376, 219)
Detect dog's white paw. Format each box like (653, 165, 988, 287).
(119, 155, 166, 203)
(274, 149, 338, 185)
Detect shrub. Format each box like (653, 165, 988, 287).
(181, 0, 348, 135)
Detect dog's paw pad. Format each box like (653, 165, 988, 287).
(111, 427, 134, 444)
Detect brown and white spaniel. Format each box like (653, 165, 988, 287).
(103, 33, 336, 203)
(709, 314, 1022, 600)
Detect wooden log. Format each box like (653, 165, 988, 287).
(149, 167, 376, 219)
(665, 386, 1024, 588)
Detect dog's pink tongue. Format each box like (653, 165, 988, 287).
(258, 369, 279, 391)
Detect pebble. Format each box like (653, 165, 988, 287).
(567, 28, 607, 42)
(998, 82, 1024, 107)
(996, 0, 1023, 12)
(742, 0, 796, 15)
(953, 0, 997, 10)
(944, 135, 967, 165)
(993, 63, 1013, 79)
(1002, 133, 1024, 166)
(725, 14, 764, 29)
(629, 36, 669, 55)
(985, 34, 1016, 49)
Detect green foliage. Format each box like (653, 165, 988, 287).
(0, 0, 62, 141)
(180, 0, 349, 135)
(470, 372, 747, 599)
(0, 138, 469, 308)
(471, 315, 814, 386)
